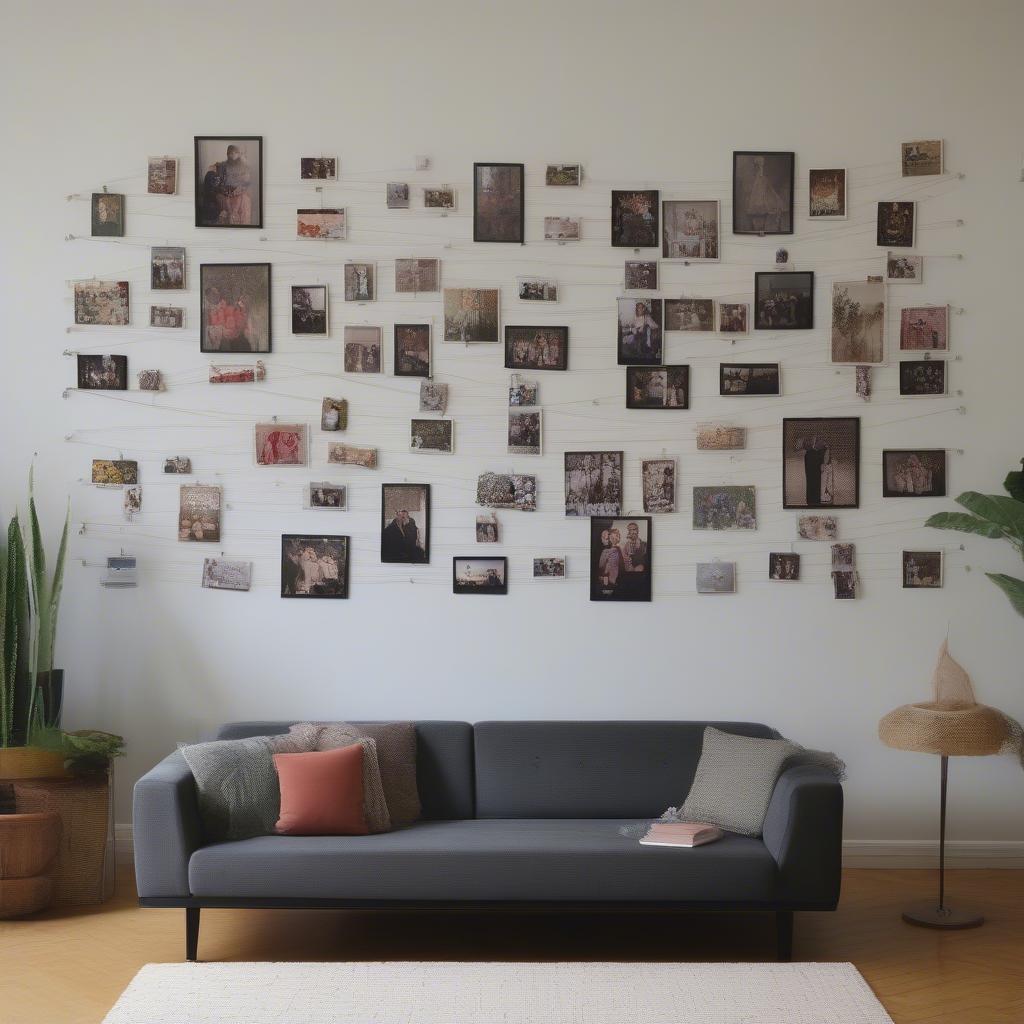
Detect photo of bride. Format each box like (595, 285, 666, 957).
(782, 417, 860, 510)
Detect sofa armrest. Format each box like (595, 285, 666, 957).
(132, 750, 203, 899)
(761, 764, 843, 907)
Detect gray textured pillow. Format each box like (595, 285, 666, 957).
(681, 726, 798, 837)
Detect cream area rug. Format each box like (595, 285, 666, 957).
(103, 961, 894, 1023)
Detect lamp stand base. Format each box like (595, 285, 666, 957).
(901, 901, 984, 930)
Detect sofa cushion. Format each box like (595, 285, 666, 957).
(274, 746, 369, 836)
(187, 818, 778, 902)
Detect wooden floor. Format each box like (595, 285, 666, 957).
(2, 867, 1022, 1023)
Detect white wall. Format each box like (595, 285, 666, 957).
(2, 0, 1023, 843)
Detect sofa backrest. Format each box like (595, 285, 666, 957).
(473, 720, 776, 819)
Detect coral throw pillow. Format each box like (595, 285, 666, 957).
(273, 746, 368, 836)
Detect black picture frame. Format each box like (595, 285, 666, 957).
(882, 450, 947, 498)
(719, 362, 781, 396)
(754, 271, 814, 330)
(732, 151, 794, 235)
(625, 365, 690, 409)
(280, 534, 349, 599)
(199, 263, 272, 353)
(611, 189, 659, 248)
(782, 417, 861, 510)
(393, 324, 432, 378)
(91, 192, 125, 237)
(380, 483, 431, 563)
(77, 354, 127, 391)
(504, 325, 569, 371)
(452, 556, 508, 595)
(472, 162, 524, 243)
(590, 516, 653, 602)
(290, 285, 328, 336)
(194, 136, 264, 229)
(876, 201, 915, 248)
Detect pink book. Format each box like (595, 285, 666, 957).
(639, 822, 723, 848)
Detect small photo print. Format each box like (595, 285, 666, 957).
(419, 381, 449, 413)
(74, 281, 129, 325)
(508, 408, 542, 455)
(590, 517, 652, 602)
(209, 360, 265, 384)
(344, 262, 375, 302)
(281, 535, 349, 598)
(886, 253, 923, 283)
(320, 396, 347, 431)
(300, 157, 337, 180)
(902, 140, 943, 177)
(624, 260, 658, 291)
(720, 362, 780, 396)
(877, 201, 915, 248)
(410, 418, 454, 453)
(642, 458, 676, 513)
(453, 557, 507, 595)
(328, 443, 377, 468)
(900, 360, 946, 397)
(200, 263, 271, 353)
(147, 157, 178, 195)
(387, 182, 410, 208)
(178, 484, 222, 542)
(91, 460, 137, 486)
(882, 449, 947, 497)
(91, 192, 124, 237)
(476, 514, 499, 543)
(903, 550, 943, 588)
(832, 543, 855, 571)
(137, 369, 164, 391)
(517, 277, 558, 302)
(832, 280, 884, 364)
(544, 216, 581, 241)
(343, 325, 382, 373)
(718, 303, 749, 334)
(394, 324, 431, 377)
(151, 246, 186, 289)
(692, 486, 757, 530)
(424, 185, 456, 209)
(255, 423, 308, 466)
(473, 162, 524, 243)
(783, 417, 860, 510)
(395, 258, 440, 293)
(697, 562, 736, 594)
(534, 557, 566, 578)
(297, 208, 346, 239)
(833, 569, 857, 600)
(195, 137, 262, 227)
(163, 456, 191, 474)
(617, 298, 663, 365)
(444, 288, 500, 343)
(505, 326, 568, 370)
(665, 298, 714, 332)
(546, 164, 581, 186)
(123, 485, 140, 520)
(201, 558, 252, 592)
(78, 354, 127, 390)
(808, 169, 846, 218)
(661, 199, 719, 260)
(291, 286, 328, 336)
(696, 424, 746, 450)
(733, 151, 794, 235)
(754, 271, 814, 330)
(150, 306, 183, 328)
(381, 484, 430, 562)
(564, 451, 623, 517)
(509, 381, 538, 406)
(769, 552, 801, 581)
(476, 472, 537, 511)
(900, 306, 948, 350)
(306, 482, 347, 509)
(611, 189, 659, 248)
(797, 514, 838, 541)
(626, 365, 689, 409)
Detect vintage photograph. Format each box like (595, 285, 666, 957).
(718, 303, 748, 334)
(91, 192, 124, 237)
(424, 186, 456, 209)
(201, 558, 252, 592)
(509, 382, 538, 406)
(832, 280, 884, 364)
(343, 325, 382, 372)
(798, 514, 839, 541)
(517, 277, 557, 302)
(696, 424, 746, 450)
(147, 157, 177, 195)
(444, 288, 500, 343)
(665, 298, 714, 332)
(419, 381, 448, 413)
(395, 258, 440, 293)
(387, 182, 410, 209)
(618, 298, 663, 364)
(300, 157, 337, 180)
(769, 552, 801, 581)
(473, 162, 524, 243)
(297, 208, 347, 239)
(209, 360, 265, 384)
(91, 460, 137, 486)
(123, 486, 140, 519)
(546, 164, 581, 186)
(137, 369, 164, 392)
(476, 514, 499, 543)
(410, 418, 453, 453)
(611, 189, 659, 248)
(733, 151, 794, 234)
(661, 199, 719, 260)
(590, 517, 652, 602)
(808, 168, 846, 218)
(281, 535, 349, 598)
(476, 472, 537, 511)
(291, 286, 328, 336)
(692, 486, 757, 530)
(783, 417, 860, 509)
(696, 562, 736, 595)
(877, 201, 915, 247)
(900, 306, 948, 350)
(163, 456, 191, 474)
(641, 458, 675, 514)
(624, 260, 658, 290)
(151, 246, 185, 289)
(150, 306, 183, 328)
(320, 396, 347, 431)
(720, 363, 781, 396)
(754, 271, 814, 330)
(255, 423, 307, 466)
(306, 482, 347, 509)
(533, 557, 566, 578)
(886, 253, 923, 283)
(903, 550, 943, 588)
(344, 262, 375, 302)
(178, 484, 221, 541)
(381, 484, 430, 563)
(832, 543, 856, 571)
(507, 408, 542, 456)
(453, 557, 507, 595)
(900, 360, 946, 396)
(74, 280, 129, 326)
(78, 354, 127, 390)
(328, 443, 377, 468)
(505, 326, 568, 370)
(394, 324, 431, 377)
(626, 366, 689, 409)
(565, 452, 623, 517)
(902, 140, 943, 177)
(544, 216, 581, 241)
(194, 136, 262, 228)
(833, 570, 857, 600)
(882, 449, 947, 497)
(200, 263, 271, 353)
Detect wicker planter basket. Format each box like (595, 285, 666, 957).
(0, 810, 62, 918)
(0, 747, 69, 781)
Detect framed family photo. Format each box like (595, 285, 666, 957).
(151, 246, 185, 290)
(782, 417, 860, 509)
(590, 517, 652, 602)
(78, 354, 127, 390)
(291, 285, 328, 336)
(665, 298, 714, 332)
(733, 151, 794, 234)
(381, 483, 430, 563)
(626, 366, 689, 409)
(611, 190, 659, 248)
(808, 168, 846, 218)
(661, 199, 719, 260)
(899, 360, 947, 396)
(504, 326, 568, 370)
(617, 298, 663, 365)
(754, 271, 814, 330)
(200, 263, 271, 353)
(882, 449, 947, 498)
(565, 451, 623, 517)
(281, 535, 349, 599)
(473, 162, 524, 243)
(194, 136, 262, 228)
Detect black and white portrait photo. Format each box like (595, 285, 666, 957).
(882, 450, 946, 498)
(617, 298, 663, 365)
(280, 535, 348, 598)
(755, 271, 813, 330)
(380, 484, 430, 563)
(565, 452, 623, 517)
(194, 136, 263, 228)
(733, 151, 794, 234)
(590, 517, 652, 602)
(782, 417, 860, 509)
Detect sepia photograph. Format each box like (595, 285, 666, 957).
(74, 280, 129, 325)
(306, 482, 347, 509)
(900, 360, 946, 397)
(300, 157, 337, 180)
(209, 361, 265, 384)
(692, 486, 757, 530)
(769, 552, 801, 581)
(718, 303, 748, 334)
(296, 208, 347, 239)
(533, 557, 566, 578)
(661, 199, 719, 260)
(618, 298, 663, 364)
(517, 277, 557, 302)
(733, 151, 794, 234)
(410, 418, 453, 453)
(783, 417, 859, 509)
(902, 140, 943, 177)
(696, 424, 746, 450)
(546, 164, 581, 186)
(833, 570, 857, 600)
(612, 189, 659, 247)
(624, 260, 658, 290)
(565, 451, 623, 517)
(665, 298, 714, 332)
(832, 543, 855, 571)
(419, 381, 448, 413)
(255, 423, 307, 466)
(877, 201, 915, 247)
(882, 449, 947, 497)
(696, 562, 736, 595)
(91, 192, 124, 237)
(886, 253, 923, 283)
(476, 514, 499, 543)
(424, 186, 456, 209)
(544, 216, 581, 241)
(453, 557, 507, 595)
(201, 558, 252, 592)
(798, 514, 838, 541)
(394, 324, 431, 377)
(151, 246, 185, 289)
(291, 285, 328, 336)
(754, 271, 814, 329)
(507, 408, 542, 456)
(343, 325, 382, 372)
(900, 306, 948, 350)
(473, 162, 524, 243)
(395, 258, 440, 293)
(590, 517, 652, 602)
(642, 458, 675, 513)
(150, 306, 183, 328)
(509, 381, 538, 406)
(903, 550, 943, 588)
(91, 459, 137, 486)
(194, 136, 262, 228)
(281, 535, 349, 598)
(328, 443, 377, 468)
(179, 484, 221, 542)
(831, 280, 884, 363)
(386, 182, 410, 209)
(200, 263, 271, 353)
(147, 156, 177, 195)
(505, 325, 568, 370)
(320, 396, 347, 431)
(476, 472, 537, 511)
(163, 456, 191, 474)
(808, 168, 846, 218)
(78, 354, 127, 390)
(381, 484, 429, 563)
(626, 366, 689, 409)
(137, 369, 164, 392)
(123, 486, 141, 519)
(720, 362, 780, 396)
(344, 262, 375, 302)
(444, 288, 500, 343)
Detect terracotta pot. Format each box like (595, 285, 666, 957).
(0, 810, 62, 918)
(0, 747, 69, 780)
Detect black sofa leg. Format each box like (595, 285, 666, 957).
(185, 907, 201, 962)
(776, 910, 793, 962)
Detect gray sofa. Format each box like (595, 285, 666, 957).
(133, 720, 843, 961)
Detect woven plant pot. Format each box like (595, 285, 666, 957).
(0, 810, 62, 918)
(0, 747, 69, 781)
